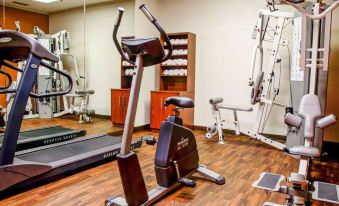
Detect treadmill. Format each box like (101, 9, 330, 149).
(0, 30, 142, 194)
(0, 126, 86, 151)
(0, 62, 86, 152)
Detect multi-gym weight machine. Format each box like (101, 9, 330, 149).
(206, 9, 301, 150)
(6, 25, 95, 123)
(34, 27, 95, 123)
(252, 0, 339, 205)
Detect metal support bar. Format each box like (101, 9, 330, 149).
(120, 54, 144, 155)
(0, 54, 41, 165)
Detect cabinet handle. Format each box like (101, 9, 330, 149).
(118, 96, 121, 106)
(122, 96, 125, 106)
(160, 99, 163, 109)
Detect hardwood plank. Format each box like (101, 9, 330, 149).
(0, 118, 337, 206)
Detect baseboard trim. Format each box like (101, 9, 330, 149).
(108, 124, 150, 136)
(92, 114, 111, 119)
(193, 125, 286, 141)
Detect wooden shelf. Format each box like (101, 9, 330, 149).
(151, 32, 196, 130)
(122, 65, 134, 68)
(161, 65, 187, 67)
(165, 44, 188, 46)
(160, 75, 187, 77)
(171, 54, 188, 57)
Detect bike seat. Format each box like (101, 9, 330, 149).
(164, 96, 194, 108)
(0, 30, 58, 62)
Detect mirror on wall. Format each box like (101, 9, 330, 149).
(0, 0, 87, 122)
(0, 0, 136, 124)
(0, 0, 5, 29)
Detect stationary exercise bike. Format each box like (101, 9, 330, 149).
(106, 5, 225, 206)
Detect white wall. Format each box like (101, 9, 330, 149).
(159, 0, 296, 135)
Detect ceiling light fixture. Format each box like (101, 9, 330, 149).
(33, 0, 60, 3)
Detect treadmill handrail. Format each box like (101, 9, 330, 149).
(0, 59, 73, 98)
(0, 67, 13, 90)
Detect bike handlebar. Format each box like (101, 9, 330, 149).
(113, 4, 173, 64)
(112, 7, 134, 65)
(139, 4, 172, 62)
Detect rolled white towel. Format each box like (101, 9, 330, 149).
(184, 69, 188, 75)
(169, 70, 175, 76)
(162, 60, 168, 65)
(183, 59, 188, 65)
(163, 70, 169, 75)
(179, 69, 185, 76)
(169, 59, 175, 65)
(173, 69, 180, 76)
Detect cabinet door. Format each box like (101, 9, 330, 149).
(121, 90, 130, 124)
(150, 92, 179, 129)
(111, 90, 123, 124)
(150, 92, 163, 129)
(162, 93, 178, 121)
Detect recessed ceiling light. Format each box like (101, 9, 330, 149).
(33, 0, 59, 3)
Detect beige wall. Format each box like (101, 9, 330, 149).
(49, 0, 339, 138)
(159, 0, 296, 135)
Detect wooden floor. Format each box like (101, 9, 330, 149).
(0, 117, 338, 206)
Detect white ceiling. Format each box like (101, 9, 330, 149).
(4, 0, 119, 14)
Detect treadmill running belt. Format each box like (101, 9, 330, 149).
(0, 126, 86, 151)
(18, 135, 121, 163)
(15, 126, 74, 138)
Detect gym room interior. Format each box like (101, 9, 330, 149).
(0, 0, 338, 205)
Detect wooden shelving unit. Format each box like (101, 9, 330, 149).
(151, 32, 196, 130)
(111, 36, 134, 126)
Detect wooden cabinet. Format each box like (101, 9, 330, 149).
(150, 91, 194, 130)
(150, 32, 196, 130)
(111, 89, 130, 125)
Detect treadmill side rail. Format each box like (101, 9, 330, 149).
(0, 159, 51, 191)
